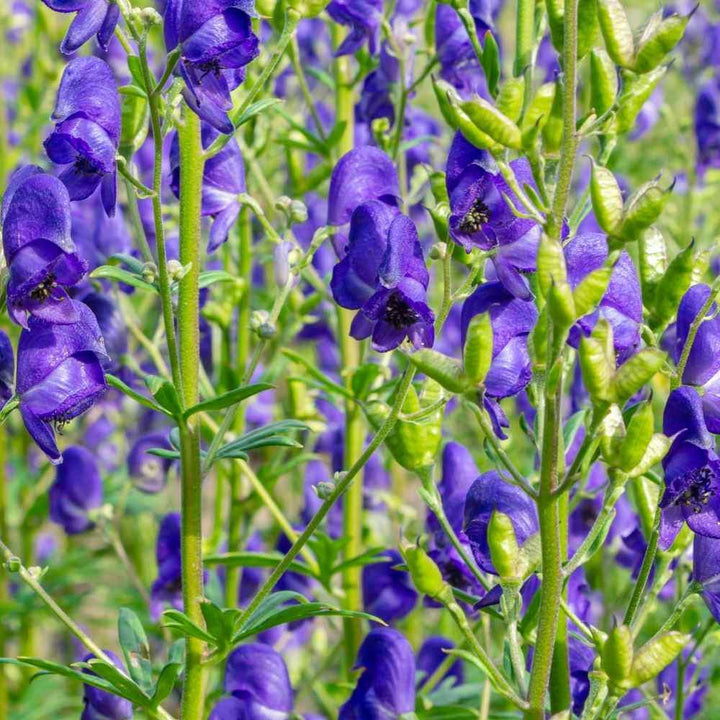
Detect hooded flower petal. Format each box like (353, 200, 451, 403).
(693, 533, 720, 622)
(327, 0, 383, 56)
(41, 0, 119, 54)
(0, 332, 14, 408)
(49, 446, 103, 534)
(417, 636, 464, 689)
(151, 513, 183, 617)
(128, 433, 174, 494)
(81, 650, 133, 720)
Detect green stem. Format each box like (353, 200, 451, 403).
(235, 367, 417, 631)
(454, 5, 485, 69)
(623, 505, 661, 627)
(176, 107, 207, 720)
(0, 431, 8, 718)
(288, 37, 327, 140)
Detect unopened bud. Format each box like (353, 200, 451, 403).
(141, 7, 162, 26)
(250, 310, 270, 330)
(601, 623, 634, 686)
(141, 262, 157, 284)
(400, 539, 451, 602)
(274, 241, 293, 287)
(5, 556, 21, 573)
(463, 312, 493, 385)
(314, 481, 335, 499)
(488, 511, 521, 581)
(627, 632, 689, 688)
(257, 322, 277, 340)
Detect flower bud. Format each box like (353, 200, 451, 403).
(257, 322, 277, 340)
(627, 632, 689, 687)
(140, 7, 162, 26)
(496, 78, 525, 123)
(406, 349, 469, 394)
(611, 348, 666, 403)
(463, 312, 493, 385)
(590, 49, 619, 116)
(286, 0, 328, 18)
(613, 66, 666, 134)
(488, 511, 522, 582)
(5, 556, 20, 573)
(167, 259, 188, 282)
(250, 310, 270, 330)
(619, 178, 672, 241)
(619, 402, 654, 472)
(634, 12, 690, 74)
(274, 241, 293, 287)
(400, 539, 452, 602)
(460, 97, 523, 150)
(650, 239, 694, 328)
(601, 623, 634, 686)
(141, 262, 157, 284)
(597, 0, 635, 67)
(590, 160, 624, 235)
(314, 481, 335, 499)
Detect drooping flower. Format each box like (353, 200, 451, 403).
(49, 446, 103, 535)
(417, 636, 464, 690)
(81, 650, 133, 720)
(0, 332, 14, 410)
(44, 57, 120, 215)
(564, 233, 642, 361)
(460, 281, 538, 399)
(41, 0, 119, 55)
(694, 533, 720, 622)
(464, 471, 539, 574)
(1, 166, 87, 328)
(218, 644, 294, 719)
(169, 122, 246, 252)
(362, 549, 418, 624)
(79, 291, 127, 371)
(659, 386, 720, 549)
(327, 0, 383, 56)
(128, 433, 174, 494)
(331, 201, 435, 352)
(16, 300, 109, 464)
(446, 133, 541, 298)
(695, 76, 720, 175)
(150, 512, 182, 618)
(339, 627, 416, 719)
(163, 0, 260, 134)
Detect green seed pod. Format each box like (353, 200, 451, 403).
(119, 92, 149, 159)
(579, 320, 616, 403)
(451, 99, 501, 151)
(577, 0, 600, 59)
(650, 240, 694, 329)
(597, 0, 635, 68)
(601, 624, 634, 685)
(619, 402, 654, 472)
(522, 83, 556, 133)
(545, 0, 565, 51)
(488, 512, 521, 581)
(286, 0, 327, 17)
(590, 49, 619, 116)
(620, 179, 673, 240)
(460, 97, 523, 150)
(638, 227, 667, 303)
(429, 171, 449, 204)
(406, 349, 469, 394)
(548, 280, 577, 330)
(626, 433, 672, 478)
(590, 160, 624, 235)
(634, 13, 690, 73)
(600, 404, 626, 462)
(611, 348, 666, 403)
(628, 632, 689, 687)
(573, 264, 613, 318)
(542, 81, 564, 155)
(463, 312, 494, 385)
(537, 234, 567, 298)
(496, 77, 525, 123)
(530, 306, 549, 368)
(431, 76, 462, 128)
(614, 66, 667, 134)
(401, 540, 451, 601)
(428, 202, 450, 244)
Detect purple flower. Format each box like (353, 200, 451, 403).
(44, 57, 120, 215)
(694, 533, 720, 622)
(331, 201, 435, 352)
(446, 133, 540, 298)
(81, 650, 133, 720)
(568, 638, 595, 716)
(170, 122, 245, 252)
(659, 387, 720, 550)
(41, 0, 119, 55)
(80, 291, 127, 371)
(151, 513, 182, 618)
(0, 332, 14, 409)
(17, 300, 109, 464)
(464, 471, 539, 574)
(417, 636, 464, 689)
(362, 549, 418, 624)
(219, 644, 293, 718)
(460, 282, 538, 399)
(565, 233, 642, 361)
(1, 166, 87, 328)
(327, 0, 383, 56)
(695, 76, 720, 174)
(128, 433, 174, 494)
(163, 0, 260, 134)
(327, 147, 400, 229)
(49, 446, 103, 535)
(339, 628, 416, 719)
(356, 43, 401, 127)
(667, 284, 720, 433)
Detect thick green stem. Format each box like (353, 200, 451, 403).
(0, 432, 8, 718)
(176, 108, 207, 720)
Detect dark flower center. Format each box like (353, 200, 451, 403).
(458, 198, 490, 234)
(53, 413, 71, 433)
(383, 292, 419, 329)
(30, 273, 57, 302)
(74, 156, 99, 175)
(197, 58, 222, 79)
(678, 466, 716, 513)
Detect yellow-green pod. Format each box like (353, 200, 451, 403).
(542, 81, 564, 155)
(451, 101, 501, 151)
(521, 82, 556, 134)
(634, 13, 690, 74)
(598, 0, 635, 68)
(530, 306, 549, 368)
(579, 321, 616, 403)
(651, 240, 694, 329)
(638, 227, 667, 290)
(536, 234, 567, 298)
(496, 77, 525, 124)
(611, 348, 666, 404)
(577, 0, 600, 59)
(590, 160, 624, 234)
(432, 76, 461, 128)
(620, 179, 672, 240)
(600, 404, 626, 461)
(619, 402, 654, 472)
(407, 348, 469, 394)
(614, 66, 666, 134)
(460, 97, 523, 150)
(463, 312, 494, 385)
(573, 264, 613, 318)
(546, 0, 564, 51)
(590, 49, 619, 116)
(601, 624, 634, 686)
(548, 280, 576, 330)
(628, 633, 689, 687)
(401, 540, 450, 601)
(488, 512, 521, 581)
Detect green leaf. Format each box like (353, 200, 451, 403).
(281, 348, 353, 399)
(481, 31, 500, 96)
(215, 420, 309, 459)
(118, 608, 153, 693)
(204, 551, 315, 578)
(183, 382, 273, 419)
(162, 610, 215, 644)
(90, 265, 157, 293)
(146, 447, 181, 459)
(197, 270, 240, 289)
(106, 374, 171, 416)
(150, 662, 183, 706)
(199, 600, 240, 649)
(234, 97, 283, 128)
(85, 659, 150, 707)
(126, 56, 145, 88)
(331, 547, 389, 576)
(108, 253, 146, 274)
(144, 375, 183, 418)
